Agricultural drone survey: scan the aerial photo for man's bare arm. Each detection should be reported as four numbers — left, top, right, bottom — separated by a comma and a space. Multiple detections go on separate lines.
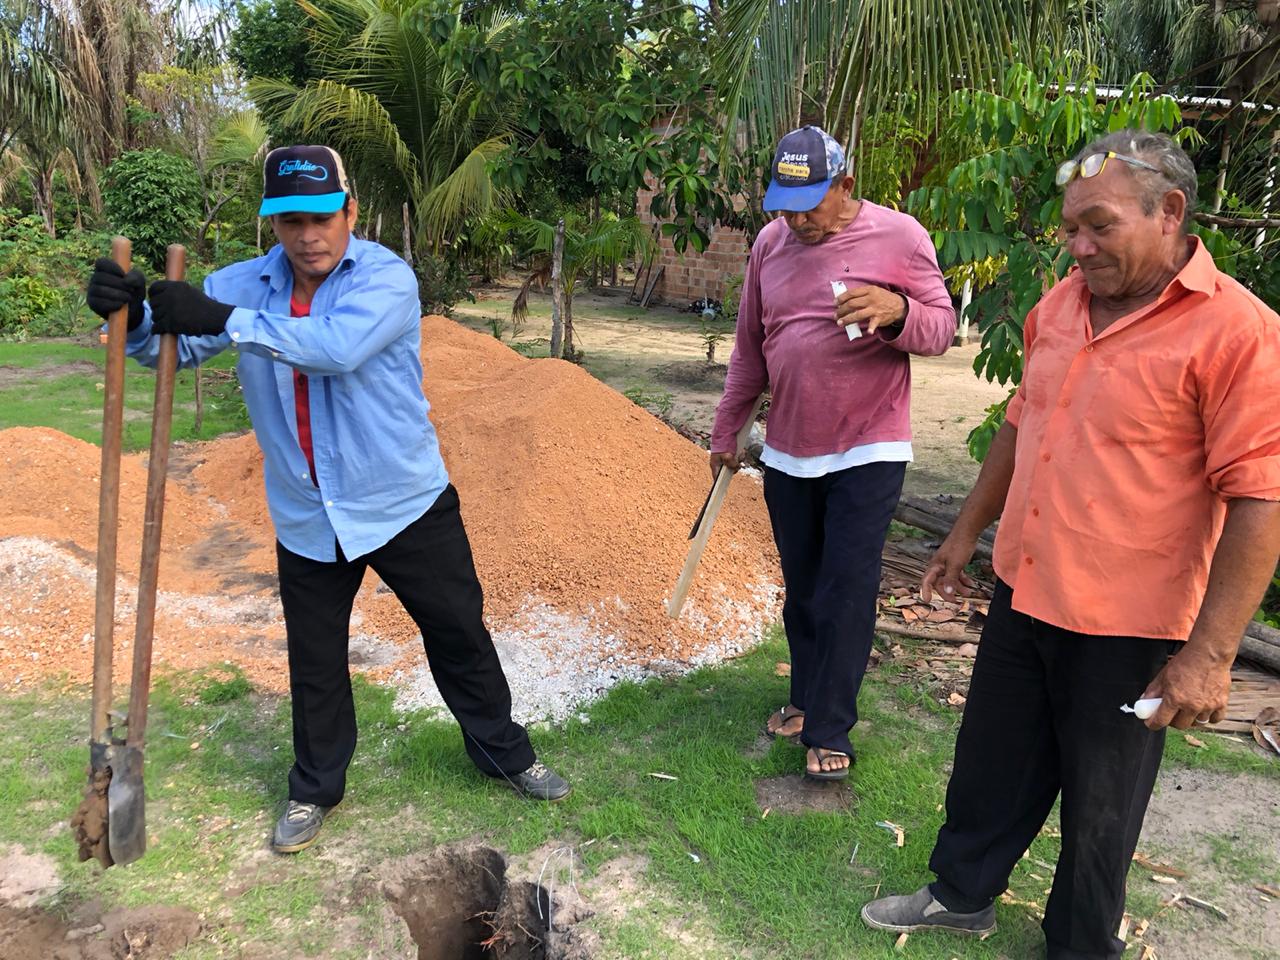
1144, 497, 1280, 730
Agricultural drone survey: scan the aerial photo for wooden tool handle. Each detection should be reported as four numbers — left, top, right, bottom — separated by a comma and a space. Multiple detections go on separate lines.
125, 244, 184, 748
666, 394, 766, 619
91, 236, 132, 744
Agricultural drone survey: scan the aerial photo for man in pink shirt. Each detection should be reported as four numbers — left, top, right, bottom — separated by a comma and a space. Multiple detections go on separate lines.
710, 126, 955, 779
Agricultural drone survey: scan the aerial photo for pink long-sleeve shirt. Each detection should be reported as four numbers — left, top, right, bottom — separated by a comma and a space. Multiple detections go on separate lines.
710, 203, 956, 457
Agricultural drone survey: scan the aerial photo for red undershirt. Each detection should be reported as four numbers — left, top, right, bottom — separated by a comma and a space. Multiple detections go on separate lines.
289, 295, 318, 486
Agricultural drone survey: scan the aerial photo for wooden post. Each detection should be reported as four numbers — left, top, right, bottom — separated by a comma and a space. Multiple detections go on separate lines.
402, 202, 414, 268
256, 217, 263, 253
1210, 129, 1231, 230
953, 279, 973, 345
549, 218, 565, 358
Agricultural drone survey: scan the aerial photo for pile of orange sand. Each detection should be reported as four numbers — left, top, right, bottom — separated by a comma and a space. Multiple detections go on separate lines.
0, 317, 780, 704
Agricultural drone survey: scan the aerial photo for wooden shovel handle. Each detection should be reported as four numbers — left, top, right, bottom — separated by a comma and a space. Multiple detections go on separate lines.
666, 393, 766, 619
125, 244, 184, 749
91, 236, 131, 744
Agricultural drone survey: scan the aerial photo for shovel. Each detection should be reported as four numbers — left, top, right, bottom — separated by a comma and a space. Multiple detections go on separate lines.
71, 236, 132, 868
666, 393, 766, 619
107, 243, 185, 866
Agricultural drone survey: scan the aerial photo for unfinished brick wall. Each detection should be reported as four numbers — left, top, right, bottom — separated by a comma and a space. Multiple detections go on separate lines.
635, 182, 751, 307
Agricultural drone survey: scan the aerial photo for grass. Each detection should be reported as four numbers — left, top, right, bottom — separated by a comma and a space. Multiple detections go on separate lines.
4, 637, 1275, 959
0, 339, 251, 450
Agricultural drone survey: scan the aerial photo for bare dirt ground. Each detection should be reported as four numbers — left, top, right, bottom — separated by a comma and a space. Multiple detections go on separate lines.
453, 281, 1009, 496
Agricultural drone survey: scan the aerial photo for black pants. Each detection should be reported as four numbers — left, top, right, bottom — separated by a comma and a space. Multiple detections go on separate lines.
762, 460, 905, 755
276, 484, 535, 807
928, 579, 1176, 960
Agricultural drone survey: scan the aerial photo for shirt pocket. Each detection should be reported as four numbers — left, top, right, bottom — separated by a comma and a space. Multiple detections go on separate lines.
1086, 354, 1200, 444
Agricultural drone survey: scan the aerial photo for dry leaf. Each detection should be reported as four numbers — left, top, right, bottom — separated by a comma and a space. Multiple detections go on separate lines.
927, 609, 957, 624
1254, 883, 1280, 898
1150, 875, 1178, 885
957, 643, 979, 658
947, 691, 967, 707
901, 606, 921, 623
1252, 707, 1280, 757
1183, 734, 1206, 749
774, 662, 792, 677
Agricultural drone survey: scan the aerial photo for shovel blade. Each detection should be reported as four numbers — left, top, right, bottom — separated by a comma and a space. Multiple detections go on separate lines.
107, 745, 146, 866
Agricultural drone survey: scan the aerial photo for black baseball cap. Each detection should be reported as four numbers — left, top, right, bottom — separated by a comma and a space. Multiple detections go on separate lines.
259, 145, 351, 217
763, 126, 847, 213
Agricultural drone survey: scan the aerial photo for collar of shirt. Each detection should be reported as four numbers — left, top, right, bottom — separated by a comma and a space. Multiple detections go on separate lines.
256, 239, 359, 294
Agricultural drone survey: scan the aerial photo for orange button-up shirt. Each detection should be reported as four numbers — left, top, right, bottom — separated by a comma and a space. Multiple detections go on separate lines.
996, 237, 1280, 640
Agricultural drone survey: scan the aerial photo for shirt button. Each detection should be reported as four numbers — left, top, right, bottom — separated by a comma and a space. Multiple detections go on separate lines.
325, 500, 334, 507
301, 472, 309, 480
1041, 452, 1051, 462
1032, 507, 1040, 517
231, 331, 241, 340
1025, 557, 1034, 565
1085, 345, 1094, 353
1059, 399, 1070, 408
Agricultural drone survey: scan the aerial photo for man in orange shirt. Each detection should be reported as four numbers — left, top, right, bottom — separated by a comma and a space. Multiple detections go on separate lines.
862, 130, 1280, 958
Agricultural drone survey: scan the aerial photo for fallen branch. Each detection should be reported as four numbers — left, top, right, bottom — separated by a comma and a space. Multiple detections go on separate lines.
1238, 631, 1280, 674
893, 503, 994, 561
875, 618, 972, 645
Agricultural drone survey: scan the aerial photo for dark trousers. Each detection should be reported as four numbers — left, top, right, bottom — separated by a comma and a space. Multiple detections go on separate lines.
276, 484, 535, 807
928, 579, 1176, 960
762, 460, 905, 755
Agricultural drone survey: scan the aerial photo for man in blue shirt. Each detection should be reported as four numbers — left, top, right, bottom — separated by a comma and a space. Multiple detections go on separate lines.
85, 145, 570, 854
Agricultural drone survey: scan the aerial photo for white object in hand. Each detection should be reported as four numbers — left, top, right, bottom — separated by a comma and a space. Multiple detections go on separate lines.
1120, 697, 1163, 720
831, 280, 861, 340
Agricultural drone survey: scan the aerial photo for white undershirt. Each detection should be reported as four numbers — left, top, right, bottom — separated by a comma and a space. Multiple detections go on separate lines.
761, 440, 914, 478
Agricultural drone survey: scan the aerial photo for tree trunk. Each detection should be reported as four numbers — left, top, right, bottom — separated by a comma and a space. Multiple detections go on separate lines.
956, 280, 973, 345
591, 196, 600, 288
564, 294, 576, 360
375, 213, 382, 243
549, 218, 566, 358
402, 202, 414, 267
34, 168, 56, 237
256, 217, 263, 252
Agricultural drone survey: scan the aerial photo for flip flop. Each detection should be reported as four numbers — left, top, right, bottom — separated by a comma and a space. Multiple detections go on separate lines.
805, 747, 851, 782
765, 704, 804, 743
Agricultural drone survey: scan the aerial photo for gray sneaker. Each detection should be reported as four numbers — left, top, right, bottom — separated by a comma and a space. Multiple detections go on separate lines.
861, 885, 996, 935
272, 800, 330, 853
506, 761, 571, 802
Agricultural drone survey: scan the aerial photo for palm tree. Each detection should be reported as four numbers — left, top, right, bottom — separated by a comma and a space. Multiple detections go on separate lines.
497, 209, 655, 359
710, 0, 1088, 193
248, 0, 520, 251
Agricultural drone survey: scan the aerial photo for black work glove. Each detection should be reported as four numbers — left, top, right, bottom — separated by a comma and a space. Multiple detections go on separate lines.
148, 280, 234, 337
86, 258, 147, 331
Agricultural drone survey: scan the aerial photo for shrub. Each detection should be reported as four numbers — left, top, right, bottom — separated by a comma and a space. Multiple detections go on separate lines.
102, 150, 204, 271
413, 251, 475, 316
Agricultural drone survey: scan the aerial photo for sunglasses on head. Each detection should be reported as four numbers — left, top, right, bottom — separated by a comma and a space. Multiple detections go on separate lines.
1055, 151, 1162, 187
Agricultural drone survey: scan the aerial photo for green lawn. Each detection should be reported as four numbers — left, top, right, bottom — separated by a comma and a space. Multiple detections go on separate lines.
4, 638, 1275, 959
0, 339, 251, 450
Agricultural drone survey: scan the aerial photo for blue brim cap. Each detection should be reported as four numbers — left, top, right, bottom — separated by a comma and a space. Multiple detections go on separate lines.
259, 191, 347, 217
762, 177, 832, 213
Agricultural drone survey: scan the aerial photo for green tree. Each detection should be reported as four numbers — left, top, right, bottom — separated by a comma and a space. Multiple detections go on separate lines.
906, 63, 1195, 460
102, 149, 204, 270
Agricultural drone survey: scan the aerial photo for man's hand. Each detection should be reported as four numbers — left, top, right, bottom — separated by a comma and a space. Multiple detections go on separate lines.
921, 534, 978, 603
836, 285, 908, 336
148, 281, 234, 336
86, 258, 147, 331
1141, 645, 1232, 731
709, 451, 741, 481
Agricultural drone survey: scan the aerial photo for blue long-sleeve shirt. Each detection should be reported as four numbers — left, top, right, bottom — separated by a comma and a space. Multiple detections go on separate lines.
125, 237, 449, 561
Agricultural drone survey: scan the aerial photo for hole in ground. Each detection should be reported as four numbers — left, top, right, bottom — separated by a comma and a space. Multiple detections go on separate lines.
384, 843, 593, 960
